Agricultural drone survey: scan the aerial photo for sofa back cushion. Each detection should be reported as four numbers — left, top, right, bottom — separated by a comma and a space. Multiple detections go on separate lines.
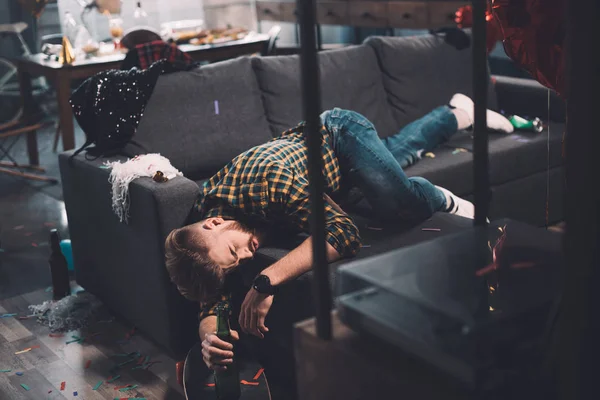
134, 57, 273, 180
252, 45, 398, 138
365, 31, 498, 129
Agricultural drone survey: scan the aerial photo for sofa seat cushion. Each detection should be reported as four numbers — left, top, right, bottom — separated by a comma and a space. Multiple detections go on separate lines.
365, 31, 498, 132
134, 57, 273, 181
252, 45, 398, 139
238, 212, 475, 339
245, 212, 473, 286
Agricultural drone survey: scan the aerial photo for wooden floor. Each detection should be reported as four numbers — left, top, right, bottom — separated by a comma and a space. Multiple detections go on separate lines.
0, 121, 185, 399
0, 286, 185, 400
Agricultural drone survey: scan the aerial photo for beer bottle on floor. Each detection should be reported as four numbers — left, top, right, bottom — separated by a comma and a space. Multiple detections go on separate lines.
49, 229, 70, 300
215, 305, 241, 400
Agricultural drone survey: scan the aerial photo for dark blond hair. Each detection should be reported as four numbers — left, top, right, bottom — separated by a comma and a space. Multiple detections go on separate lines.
164, 225, 224, 303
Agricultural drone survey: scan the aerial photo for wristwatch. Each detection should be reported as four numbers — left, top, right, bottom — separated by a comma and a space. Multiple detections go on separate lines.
252, 274, 278, 295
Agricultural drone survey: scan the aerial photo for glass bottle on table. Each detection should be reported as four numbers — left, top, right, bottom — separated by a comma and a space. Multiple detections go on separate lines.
132, 1, 149, 28
214, 305, 241, 400
108, 16, 124, 50
62, 11, 78, 43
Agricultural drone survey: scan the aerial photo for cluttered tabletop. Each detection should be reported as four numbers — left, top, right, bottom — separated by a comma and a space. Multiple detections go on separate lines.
25, 22, 269, 69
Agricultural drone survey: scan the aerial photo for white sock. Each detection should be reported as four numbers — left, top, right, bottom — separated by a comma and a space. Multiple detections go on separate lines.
449, 93, 514, 133
451, 108, 472, 130
436, 185, 474, 219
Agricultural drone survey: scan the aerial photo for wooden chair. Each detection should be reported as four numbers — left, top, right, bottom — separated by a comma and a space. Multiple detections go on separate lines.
0, 118, 57, 182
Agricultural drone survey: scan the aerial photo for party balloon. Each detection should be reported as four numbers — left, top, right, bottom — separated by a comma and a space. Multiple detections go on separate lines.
18, 0, 49, 19
491, 0, 566, 97
455, 4, 502, 53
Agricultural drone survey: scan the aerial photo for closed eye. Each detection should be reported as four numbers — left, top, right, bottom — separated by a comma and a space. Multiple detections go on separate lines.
230, 247, 239, 265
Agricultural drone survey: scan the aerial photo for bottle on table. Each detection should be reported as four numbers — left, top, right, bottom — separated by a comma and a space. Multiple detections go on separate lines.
132, 1, 149, 27
49, 229, 71, 300
62, 11, 78, 44
214, 305, 241, 400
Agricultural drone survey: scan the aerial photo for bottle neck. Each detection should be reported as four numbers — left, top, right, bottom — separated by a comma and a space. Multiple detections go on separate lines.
216, 308, 230, 336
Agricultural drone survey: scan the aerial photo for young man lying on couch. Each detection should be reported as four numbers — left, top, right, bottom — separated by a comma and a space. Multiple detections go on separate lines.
164, 94, 513, 371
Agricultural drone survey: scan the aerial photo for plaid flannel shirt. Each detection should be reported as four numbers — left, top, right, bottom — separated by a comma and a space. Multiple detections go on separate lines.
196, 122, 361, 320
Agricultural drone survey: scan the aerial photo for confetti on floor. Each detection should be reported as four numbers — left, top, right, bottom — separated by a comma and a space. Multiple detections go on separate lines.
361, 245, 371, 248
49, 333, 64, 338
44, 222, 56, 227
60, 381, 66, 391
114, 385, 130, 390
107, 375, 121, 383
45, 286, 53, 292
253, 368, 264, 380
14, 225, 24, 230
85, 360, 92, 369
73, 391, 78, 396
14, 345, 39, 355
124, 328, 136, 340
20, 383, 30, 391
205, 383, 215, 387
421, 228, 441, 232
0, 313, 17, 318
31, 242, 38, 247
366, 226, 383, 231
424, 152, 435, 158
66, 337, 83, 345
241, 380, 259, 386
16, 372, 24, 376
0, 369, 12, 373
113, 398, 147, 400
118, 359, 136, 367
118, 384, 138, 392
93, 381, 103, 390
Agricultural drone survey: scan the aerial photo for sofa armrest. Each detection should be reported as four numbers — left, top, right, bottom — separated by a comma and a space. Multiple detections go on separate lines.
58, 151, 201, 356
493, 75, 566, 123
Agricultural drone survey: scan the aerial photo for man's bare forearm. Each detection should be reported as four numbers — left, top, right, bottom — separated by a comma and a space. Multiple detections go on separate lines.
261, 237, 341, 286
199, 315, 217, 339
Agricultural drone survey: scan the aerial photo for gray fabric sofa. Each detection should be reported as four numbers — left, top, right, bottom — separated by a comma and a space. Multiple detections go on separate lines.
59, 31, 565, 372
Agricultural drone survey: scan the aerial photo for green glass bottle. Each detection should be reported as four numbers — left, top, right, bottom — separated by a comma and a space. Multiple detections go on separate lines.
508, 114, 544, 132
214, 305, 241, 400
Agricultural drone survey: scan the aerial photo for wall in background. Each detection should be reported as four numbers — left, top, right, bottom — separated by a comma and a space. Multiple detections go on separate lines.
56, 0, 205, 41
203, 0, 257, 30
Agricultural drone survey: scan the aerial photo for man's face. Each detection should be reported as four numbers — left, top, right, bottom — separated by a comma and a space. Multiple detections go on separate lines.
191, 218, 261, 271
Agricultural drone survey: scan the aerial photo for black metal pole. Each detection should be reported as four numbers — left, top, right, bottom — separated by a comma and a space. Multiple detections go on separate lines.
472, 0, 489, 226
297, 0, 331, 340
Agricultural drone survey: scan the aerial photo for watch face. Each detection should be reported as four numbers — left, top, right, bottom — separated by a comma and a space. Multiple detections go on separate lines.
254, 275, 271, 293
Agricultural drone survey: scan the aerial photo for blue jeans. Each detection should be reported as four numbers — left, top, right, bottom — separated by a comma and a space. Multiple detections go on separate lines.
321, 107, 458, 221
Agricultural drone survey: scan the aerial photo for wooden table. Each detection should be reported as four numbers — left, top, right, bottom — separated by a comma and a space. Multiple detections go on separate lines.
16, 33, 270, 165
